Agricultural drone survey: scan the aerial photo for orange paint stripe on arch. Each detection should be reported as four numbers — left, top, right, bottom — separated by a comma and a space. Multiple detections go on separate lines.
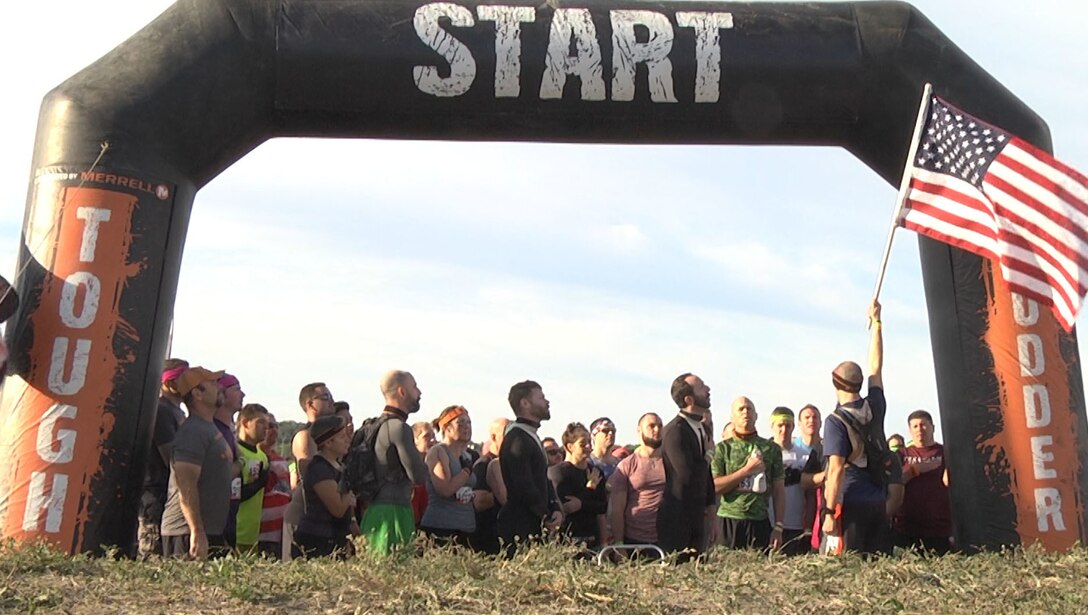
0, 186, 137, 551
983, 261, 1084, 550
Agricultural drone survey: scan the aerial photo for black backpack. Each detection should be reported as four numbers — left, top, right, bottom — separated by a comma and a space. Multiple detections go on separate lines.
340, 414, 393, 503
830, 407, 894, 488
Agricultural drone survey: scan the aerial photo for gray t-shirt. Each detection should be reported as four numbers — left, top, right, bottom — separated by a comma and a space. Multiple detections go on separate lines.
160, 416, 234, 537
373, 417, 428, 506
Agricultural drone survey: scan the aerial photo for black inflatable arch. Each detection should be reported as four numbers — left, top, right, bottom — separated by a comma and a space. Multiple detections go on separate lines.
1, 0, 1085, 554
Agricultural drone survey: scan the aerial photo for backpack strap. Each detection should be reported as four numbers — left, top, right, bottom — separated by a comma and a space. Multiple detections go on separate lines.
376, 413, 408, 479
373, 413, 394, 439
828, 409, 868, 467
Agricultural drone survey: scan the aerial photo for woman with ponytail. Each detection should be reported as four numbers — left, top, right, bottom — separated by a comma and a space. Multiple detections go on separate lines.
420, 405, 482, 547
293, 415, 356, 559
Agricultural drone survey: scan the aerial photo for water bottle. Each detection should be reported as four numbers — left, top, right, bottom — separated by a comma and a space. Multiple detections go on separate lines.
821, 533, 844, 556
750, 447, 767, 494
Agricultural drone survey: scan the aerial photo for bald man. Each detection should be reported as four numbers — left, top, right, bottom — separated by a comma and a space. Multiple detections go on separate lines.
359, 370, 429, 554
469, 417, 510, 554
711, 396, 785, 551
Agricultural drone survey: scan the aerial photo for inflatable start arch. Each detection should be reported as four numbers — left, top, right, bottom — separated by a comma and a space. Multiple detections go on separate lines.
1, 0, 1085, 554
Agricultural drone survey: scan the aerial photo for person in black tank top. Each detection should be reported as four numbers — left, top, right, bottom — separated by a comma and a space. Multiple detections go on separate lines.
548, 423, 608, 550
293, 416, 357, 559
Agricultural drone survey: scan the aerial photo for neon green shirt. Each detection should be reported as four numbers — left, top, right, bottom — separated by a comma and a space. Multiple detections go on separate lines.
236, 440, 268, 546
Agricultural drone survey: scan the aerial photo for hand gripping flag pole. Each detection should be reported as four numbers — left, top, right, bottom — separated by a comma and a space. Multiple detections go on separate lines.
869, 82, 934, 327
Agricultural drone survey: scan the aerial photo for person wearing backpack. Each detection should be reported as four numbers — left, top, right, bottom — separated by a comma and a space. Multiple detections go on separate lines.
359, 370, 429, 554
821, 300, 904, 555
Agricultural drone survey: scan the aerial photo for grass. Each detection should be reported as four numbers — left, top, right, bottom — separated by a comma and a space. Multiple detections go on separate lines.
2, 539, 1087, 614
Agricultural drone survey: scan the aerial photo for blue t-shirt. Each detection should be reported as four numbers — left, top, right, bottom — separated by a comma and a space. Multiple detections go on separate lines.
824, 387, 886, 504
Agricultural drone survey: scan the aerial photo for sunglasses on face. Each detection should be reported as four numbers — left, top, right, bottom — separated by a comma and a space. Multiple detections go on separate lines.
545, 448, 563, 456
312, 394, 333, 402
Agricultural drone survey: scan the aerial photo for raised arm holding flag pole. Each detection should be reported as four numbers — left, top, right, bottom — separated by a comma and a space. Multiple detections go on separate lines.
872, 82, 1088, 331
871, 83, 934, 314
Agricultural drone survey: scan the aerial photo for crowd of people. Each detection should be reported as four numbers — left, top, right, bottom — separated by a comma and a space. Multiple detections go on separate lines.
137, 300, 953, 561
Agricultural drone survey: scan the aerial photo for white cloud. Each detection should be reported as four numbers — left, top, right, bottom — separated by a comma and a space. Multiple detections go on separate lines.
169, 205, 939, 439
688, 236, 877, 322
589, 223, 650, 256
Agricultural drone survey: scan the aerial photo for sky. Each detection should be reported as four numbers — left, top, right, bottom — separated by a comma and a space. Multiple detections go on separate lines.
1, 0, 1085, 446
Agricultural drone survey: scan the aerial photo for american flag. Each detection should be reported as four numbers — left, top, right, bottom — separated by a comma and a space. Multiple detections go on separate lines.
900, 95, 1088, 331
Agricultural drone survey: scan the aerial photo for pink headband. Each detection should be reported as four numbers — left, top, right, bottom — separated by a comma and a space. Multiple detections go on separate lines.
218, 373, 239, 389
161, 366, 187, 384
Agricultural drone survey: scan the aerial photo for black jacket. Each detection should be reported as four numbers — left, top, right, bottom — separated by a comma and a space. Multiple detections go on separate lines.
657, 414, 715, 554
497, 425, 560, 544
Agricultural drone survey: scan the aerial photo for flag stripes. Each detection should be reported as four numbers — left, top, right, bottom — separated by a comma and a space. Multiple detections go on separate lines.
900, 96, 1088, 331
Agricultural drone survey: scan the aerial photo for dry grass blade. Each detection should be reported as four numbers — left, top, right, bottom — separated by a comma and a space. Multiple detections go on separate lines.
1, 539, 1087, 614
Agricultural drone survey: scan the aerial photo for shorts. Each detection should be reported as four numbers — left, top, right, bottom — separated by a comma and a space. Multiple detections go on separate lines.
842, 499, 893, 556
292, 531, 351, 560
780, 528, 812, 556
420, 526, 473, 549
161, 533, 231, 559
720, 517, 772, 551
360, 503, 415, 555
894, 532, 952, 555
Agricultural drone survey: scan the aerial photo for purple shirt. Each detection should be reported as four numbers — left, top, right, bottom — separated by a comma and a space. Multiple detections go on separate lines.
213, 418, 238, 461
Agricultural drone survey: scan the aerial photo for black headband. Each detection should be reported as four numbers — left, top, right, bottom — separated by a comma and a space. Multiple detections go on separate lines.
832, 371, 862, 393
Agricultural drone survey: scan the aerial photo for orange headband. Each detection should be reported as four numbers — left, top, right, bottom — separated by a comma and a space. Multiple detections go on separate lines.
436, 406, 467, 431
